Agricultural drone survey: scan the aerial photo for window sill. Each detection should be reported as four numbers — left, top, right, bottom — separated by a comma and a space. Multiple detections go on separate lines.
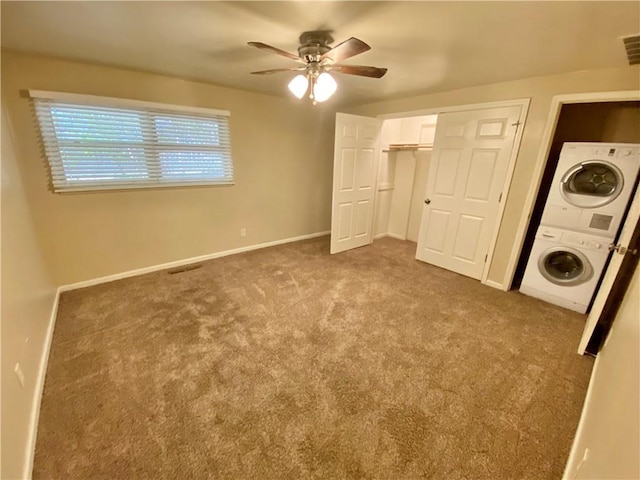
52, 181, 235, 194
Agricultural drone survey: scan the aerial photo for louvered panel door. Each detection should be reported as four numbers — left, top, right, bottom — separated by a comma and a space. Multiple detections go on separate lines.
331, 113, 381, 254
416, 106, 521, 279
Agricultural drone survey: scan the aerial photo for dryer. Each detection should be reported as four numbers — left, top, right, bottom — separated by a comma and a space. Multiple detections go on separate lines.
541, 142, 640, 238
520, 226, 610, 313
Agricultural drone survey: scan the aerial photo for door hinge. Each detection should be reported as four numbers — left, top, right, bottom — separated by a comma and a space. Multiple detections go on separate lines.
484, 254, 488, 263
512, 120, 522, 133
498, 192, 503, 203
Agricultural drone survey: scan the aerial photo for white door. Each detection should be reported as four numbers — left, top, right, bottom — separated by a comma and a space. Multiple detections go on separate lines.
577, 186, 640, 354
331, 113, 381, 254
416, 106, 522, 279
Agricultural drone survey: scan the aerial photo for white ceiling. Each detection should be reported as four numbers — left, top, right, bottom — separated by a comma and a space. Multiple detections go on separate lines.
1, 1, 638, 106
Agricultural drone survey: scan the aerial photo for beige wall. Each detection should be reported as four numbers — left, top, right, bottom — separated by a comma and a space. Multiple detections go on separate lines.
1, 50, 336, 285
1, 107, 58, 479
347, 66, 640, 286
563, 264, 639, 479
553, 102, 640, 145
602, 102, 640, 142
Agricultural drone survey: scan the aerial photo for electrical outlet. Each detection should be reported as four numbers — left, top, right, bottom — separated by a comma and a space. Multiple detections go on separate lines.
14, 363, 25, 388
240, 228, 247, 237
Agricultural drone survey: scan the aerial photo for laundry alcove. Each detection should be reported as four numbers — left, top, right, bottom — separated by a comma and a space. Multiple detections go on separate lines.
513, 101, 640, 289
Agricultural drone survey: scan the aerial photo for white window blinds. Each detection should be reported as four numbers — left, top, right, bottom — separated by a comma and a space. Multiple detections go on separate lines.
31, 91, 234, 192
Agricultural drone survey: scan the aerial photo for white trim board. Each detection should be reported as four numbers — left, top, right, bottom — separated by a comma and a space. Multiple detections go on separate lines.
479, 100, 530, 289
59, 231, 330, 292
503, 90, 640, 291
24, 287, 61, 480
376, 98, 532, 120
386, 232, 407, 241
484, 279, 504, 291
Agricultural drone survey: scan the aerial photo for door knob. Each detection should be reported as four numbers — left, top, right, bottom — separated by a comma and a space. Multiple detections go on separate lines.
424, 199, 431, 204
608, 243, 627, 255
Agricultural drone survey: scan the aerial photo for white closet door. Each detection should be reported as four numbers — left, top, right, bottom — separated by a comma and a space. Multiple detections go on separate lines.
416, 106, 521, 279
331, 113, 382, 254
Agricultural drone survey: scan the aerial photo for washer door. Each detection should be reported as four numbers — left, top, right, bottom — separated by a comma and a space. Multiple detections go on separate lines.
538, 246, 593, 286
560, 160, 624, 208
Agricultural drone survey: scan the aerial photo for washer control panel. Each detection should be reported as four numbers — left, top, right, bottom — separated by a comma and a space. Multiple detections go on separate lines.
561, 231, 609, 251
588, 145, 639, 160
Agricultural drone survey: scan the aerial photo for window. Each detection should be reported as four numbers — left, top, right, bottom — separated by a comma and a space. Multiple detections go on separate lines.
31, 91, 233, 192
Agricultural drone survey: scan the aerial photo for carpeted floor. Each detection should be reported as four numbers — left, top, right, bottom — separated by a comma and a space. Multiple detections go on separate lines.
34, 236, 594, 479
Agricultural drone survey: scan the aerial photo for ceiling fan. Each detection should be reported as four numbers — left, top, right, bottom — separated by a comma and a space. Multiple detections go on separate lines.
248, 31, 387, 103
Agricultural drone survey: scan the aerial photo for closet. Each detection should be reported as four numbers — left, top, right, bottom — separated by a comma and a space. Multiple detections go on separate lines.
374, 114, 438, 242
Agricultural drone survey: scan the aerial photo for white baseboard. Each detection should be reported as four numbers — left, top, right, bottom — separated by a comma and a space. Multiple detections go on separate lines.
483, 279, 506, 291
59, 231, 330, 292
373, 233, 388, 240
24, 287, 60, 480
386, 232, 406, 241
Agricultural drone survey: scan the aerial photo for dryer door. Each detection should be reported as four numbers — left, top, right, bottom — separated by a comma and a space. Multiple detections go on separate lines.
538, 247, 594, 286
560, 160, 624, 208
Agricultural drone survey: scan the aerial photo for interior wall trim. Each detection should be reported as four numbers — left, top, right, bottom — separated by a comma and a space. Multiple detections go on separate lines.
386, 232, 406, 241
59, 231, 330, 292
484, 279, 504, 290
24, 287, 61, 480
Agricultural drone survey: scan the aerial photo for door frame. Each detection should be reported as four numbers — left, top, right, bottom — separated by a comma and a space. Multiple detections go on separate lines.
504, 90, 640, 290
376, 98, 531, 287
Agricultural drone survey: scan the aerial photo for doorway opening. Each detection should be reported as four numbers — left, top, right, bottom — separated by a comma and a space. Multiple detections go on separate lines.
373, 114, 438, 243
512, 101, 640, 290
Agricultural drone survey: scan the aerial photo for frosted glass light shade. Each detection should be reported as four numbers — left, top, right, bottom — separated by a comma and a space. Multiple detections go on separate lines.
313, 73, 337, 102
288, 75, 309, 99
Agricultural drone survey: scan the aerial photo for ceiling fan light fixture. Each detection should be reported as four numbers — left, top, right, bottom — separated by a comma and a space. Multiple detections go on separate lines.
313, 72, 337, 102
250, 32, 385, 103
288, 74, 309, 99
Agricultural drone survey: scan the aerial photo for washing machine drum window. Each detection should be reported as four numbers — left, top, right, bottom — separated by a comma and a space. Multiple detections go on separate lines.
538, 247, 593, 286
561, 160, 624, 208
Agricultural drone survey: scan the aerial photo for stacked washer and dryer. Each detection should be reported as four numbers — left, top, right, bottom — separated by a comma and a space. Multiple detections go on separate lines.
520, 142, 640, 313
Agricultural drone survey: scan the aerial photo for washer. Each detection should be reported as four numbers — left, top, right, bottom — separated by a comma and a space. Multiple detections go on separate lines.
520, 226, 610, 313
541, 142, 640, 238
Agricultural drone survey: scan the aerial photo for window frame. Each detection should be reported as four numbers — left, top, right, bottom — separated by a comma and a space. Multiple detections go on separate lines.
30, 90, 234, 193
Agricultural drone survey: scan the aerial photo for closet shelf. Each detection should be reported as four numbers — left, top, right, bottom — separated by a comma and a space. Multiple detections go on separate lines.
383, 143, 434, 153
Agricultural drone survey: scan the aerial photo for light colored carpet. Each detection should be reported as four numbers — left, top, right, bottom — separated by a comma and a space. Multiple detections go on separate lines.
34, 236, 593, 479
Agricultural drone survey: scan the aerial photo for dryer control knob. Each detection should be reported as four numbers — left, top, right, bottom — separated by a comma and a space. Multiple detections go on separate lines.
594, 243, 602, 249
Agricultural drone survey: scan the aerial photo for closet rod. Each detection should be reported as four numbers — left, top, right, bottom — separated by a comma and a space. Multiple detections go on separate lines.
382, 144, 433, 153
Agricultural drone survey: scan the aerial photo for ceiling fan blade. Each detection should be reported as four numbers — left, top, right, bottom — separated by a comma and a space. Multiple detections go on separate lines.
320, 37, 370, 63
247, 41, 303, 63
329, 65, 388, 78
250, 67, 306, 75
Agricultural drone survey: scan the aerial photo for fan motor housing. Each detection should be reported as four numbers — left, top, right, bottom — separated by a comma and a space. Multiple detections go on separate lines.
298, 30, 333, 62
